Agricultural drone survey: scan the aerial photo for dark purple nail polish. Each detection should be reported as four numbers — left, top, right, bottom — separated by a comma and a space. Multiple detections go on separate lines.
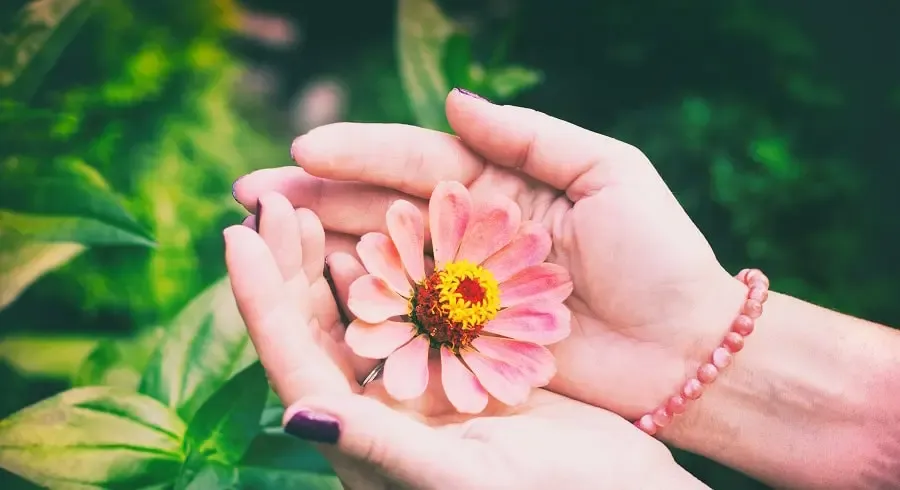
255, 199, 263, 233
285, 410, 340, 444
454, 87, 492, 103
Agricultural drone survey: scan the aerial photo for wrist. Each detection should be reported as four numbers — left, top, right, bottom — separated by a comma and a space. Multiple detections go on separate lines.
660, 287, 900, 489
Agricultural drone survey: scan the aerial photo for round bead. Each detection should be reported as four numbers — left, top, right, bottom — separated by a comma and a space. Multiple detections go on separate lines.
746, 269, 769, 288
636, 414, 657, 435
697, 363, 719, 384
682, 378, 704, 400
742, 299, 763, 319
666, 395, 687, 415
748, 286, 769, 303
723, 332, 745, 352
732, 314, 755, 336
712, 347, 733, 369
652, 407, 672, 427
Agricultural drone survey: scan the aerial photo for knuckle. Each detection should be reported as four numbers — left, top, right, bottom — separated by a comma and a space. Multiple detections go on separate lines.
356, 434, 391, 468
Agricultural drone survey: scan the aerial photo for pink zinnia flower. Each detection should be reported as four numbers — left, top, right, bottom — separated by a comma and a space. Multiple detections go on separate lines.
345, 181, 573, 414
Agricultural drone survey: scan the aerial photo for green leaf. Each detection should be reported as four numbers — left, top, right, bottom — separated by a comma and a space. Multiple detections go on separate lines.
0, 387, 186, 489
183, 362, 269, 465
180, 431, 341, 490
259, 389, 285, 428
241, 430, 334, 476
74, 327, 166, 389
140, 277, 258, 420
235, 465, 341, 490
482, 65, 542, 101
396, 0, 456, 131
179, 461, 341, 490
0, 234, 84, 311
441, 32, 472, 90
0, 335, 98, 379
0, 158, 154, 247
0, 0, 96, 102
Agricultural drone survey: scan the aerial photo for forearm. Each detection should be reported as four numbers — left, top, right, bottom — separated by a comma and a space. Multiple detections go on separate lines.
663, 287, 900, 489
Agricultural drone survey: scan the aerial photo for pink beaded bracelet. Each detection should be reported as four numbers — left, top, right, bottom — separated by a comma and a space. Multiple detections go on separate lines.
634, 268, 770, 436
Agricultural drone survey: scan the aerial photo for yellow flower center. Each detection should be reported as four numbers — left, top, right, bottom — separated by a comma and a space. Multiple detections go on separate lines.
410, 260, 501, 351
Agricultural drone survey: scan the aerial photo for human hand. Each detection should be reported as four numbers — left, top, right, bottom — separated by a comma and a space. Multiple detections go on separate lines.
232, 89, 747, 418
223, 192, 707, 490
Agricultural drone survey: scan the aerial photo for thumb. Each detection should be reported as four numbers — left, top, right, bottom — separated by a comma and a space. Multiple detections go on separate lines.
445, 88, 654, 202
282, 394, 481, 488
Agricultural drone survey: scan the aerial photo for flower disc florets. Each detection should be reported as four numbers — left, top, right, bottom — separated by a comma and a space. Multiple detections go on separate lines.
410, 260, 501, 352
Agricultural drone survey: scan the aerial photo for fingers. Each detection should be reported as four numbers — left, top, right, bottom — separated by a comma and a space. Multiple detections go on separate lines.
224, 225, 352, 405
257, 193, 304, 280
290, 122, 484, 198
283, 394, 481, 488
325, 252, 382, 380
325, 252, 366, 323
295, 208, 325, 280
445, 88, 653, 202
234, 167, 431, 240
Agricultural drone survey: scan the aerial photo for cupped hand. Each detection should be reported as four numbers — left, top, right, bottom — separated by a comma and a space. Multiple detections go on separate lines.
223, 193, 698, 490
231, 89, 747, 418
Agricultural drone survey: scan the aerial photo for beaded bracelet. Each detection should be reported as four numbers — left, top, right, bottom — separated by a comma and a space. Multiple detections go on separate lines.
634, 268, 770, 435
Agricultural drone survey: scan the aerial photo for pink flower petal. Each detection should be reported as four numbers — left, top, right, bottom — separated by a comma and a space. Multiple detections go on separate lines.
347, 274, 410, 324
481, 221, 552, 282
471, 337, 556, 387
345, 319, 416, 359
357, 232, 412, 296
383, 335, 430, 400
455, 196, 521, 266
499, 263, 573, 308
482, 302, 571, 345
460, 349, 530, 406
429, 181, 472, 268
440, 347, 489, 414
386, 200, 427, 282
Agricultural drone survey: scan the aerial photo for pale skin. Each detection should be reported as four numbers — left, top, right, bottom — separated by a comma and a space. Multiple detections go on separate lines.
230, 89, 900, 489
224, 195, 707, 490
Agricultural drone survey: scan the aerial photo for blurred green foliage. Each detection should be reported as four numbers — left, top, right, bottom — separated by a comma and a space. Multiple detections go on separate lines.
0, 0, 896, 488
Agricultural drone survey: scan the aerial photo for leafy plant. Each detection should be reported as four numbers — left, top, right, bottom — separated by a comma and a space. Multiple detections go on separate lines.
1, 275, 340, 488
0, 0, 155, 312
397, 0, 541, 132
0, 0, 546, 487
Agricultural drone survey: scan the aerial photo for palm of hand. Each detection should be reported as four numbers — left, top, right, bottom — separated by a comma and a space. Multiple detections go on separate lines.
466, 165, 732, 416
226, 194, 672, 489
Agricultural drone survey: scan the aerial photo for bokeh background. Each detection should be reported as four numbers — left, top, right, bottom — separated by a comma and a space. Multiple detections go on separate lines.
0, 0, 897, 488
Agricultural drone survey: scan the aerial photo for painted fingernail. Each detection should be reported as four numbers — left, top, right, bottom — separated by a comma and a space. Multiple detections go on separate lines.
290, 138, 302, 165
255, 199, 263, 233
285, 410, 340, 444
241, 215, 256, 230
454, 87, 492, 103
231, 176, 243, 202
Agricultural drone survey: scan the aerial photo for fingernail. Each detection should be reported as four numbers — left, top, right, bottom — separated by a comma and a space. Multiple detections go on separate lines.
241, 215, 256, 230
231, 176, 243, 202
255, 199, 263, 233
454, 87, 492, 103
290, 138, 302, 165
285, 410, 340, 444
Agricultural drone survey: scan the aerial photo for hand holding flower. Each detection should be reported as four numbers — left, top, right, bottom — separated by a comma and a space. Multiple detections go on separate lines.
223, 191, 707, 490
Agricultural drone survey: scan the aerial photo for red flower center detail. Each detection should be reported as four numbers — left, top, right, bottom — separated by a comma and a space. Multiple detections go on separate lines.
455, 277, 486, 303
408, 261, 501, 352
